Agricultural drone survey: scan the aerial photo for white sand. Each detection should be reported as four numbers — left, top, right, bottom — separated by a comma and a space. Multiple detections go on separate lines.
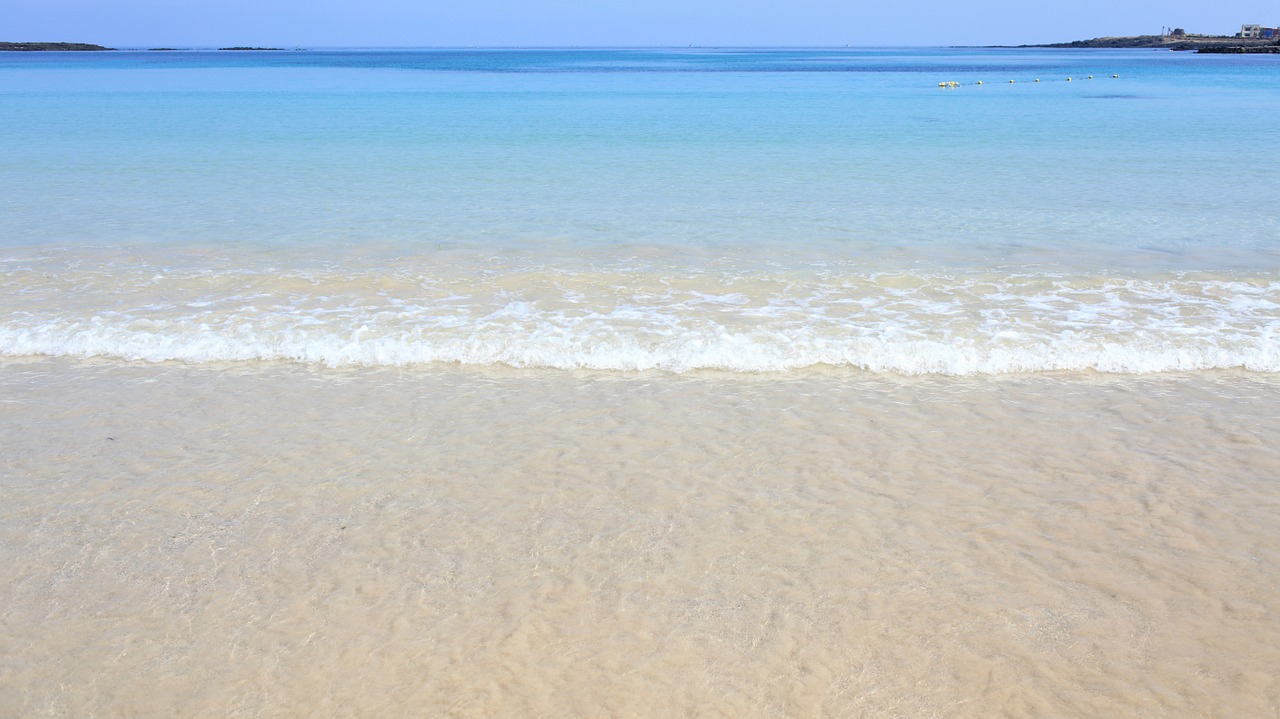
2, 358, 1278, 716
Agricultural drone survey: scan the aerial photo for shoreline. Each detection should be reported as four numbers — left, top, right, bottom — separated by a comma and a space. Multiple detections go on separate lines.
1009, 34, 1280, 52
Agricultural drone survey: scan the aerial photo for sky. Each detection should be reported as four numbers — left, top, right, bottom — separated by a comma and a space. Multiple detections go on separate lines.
4, 0, 1277, 48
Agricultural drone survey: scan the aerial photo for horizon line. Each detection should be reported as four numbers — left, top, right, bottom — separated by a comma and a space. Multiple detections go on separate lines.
7, 42, 1121, 51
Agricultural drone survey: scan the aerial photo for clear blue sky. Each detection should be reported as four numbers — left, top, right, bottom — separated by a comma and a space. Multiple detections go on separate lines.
4, 0, 1276, 47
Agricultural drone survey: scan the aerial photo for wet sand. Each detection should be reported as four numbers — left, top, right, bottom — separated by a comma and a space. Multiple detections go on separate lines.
2, 358, 1278, 717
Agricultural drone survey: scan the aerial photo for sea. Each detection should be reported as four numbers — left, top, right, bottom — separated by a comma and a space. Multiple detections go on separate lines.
2, 47, 1278, 717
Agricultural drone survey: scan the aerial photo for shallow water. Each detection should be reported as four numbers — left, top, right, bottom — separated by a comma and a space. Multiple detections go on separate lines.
3, 48, 1279, 375
2, 359, 1278, 716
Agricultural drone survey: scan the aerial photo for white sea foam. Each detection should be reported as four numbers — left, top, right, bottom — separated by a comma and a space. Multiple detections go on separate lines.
3, 257, 1279, 375
4, 320, 1278, 374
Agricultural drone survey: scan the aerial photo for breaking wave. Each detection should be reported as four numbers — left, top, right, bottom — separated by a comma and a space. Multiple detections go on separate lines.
3, 259, 1278, 374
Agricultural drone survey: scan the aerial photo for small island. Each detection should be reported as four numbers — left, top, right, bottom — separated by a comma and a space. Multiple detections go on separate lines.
218, 46, 286, 51
0, 42, 113, 51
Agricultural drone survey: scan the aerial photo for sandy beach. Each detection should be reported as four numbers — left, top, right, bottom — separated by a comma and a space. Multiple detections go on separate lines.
3, 358, 1277, 716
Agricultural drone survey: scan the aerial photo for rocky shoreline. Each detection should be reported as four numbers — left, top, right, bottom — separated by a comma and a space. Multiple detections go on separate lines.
1018, 34, 1280, 53
1196, 44, 1280, 53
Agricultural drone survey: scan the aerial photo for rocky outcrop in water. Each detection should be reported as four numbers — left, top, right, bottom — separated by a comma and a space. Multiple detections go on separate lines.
1196, 44, 1280, 53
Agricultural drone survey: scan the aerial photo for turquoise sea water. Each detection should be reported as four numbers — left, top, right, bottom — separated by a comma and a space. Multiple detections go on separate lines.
2, 48, 1278, 373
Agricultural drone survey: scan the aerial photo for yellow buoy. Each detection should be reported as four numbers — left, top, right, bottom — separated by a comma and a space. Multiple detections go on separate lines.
1035, 78, 1040, 82
1066, 77, 1072, 81
976, 80, 982, 85
1009, 79, 1015, 83
1112, 74, 1119, 78
938, 82, 946, 87
1088, 75, 1093, 79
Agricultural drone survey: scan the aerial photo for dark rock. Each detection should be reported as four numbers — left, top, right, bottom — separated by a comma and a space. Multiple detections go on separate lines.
1197, 45, 1280, 53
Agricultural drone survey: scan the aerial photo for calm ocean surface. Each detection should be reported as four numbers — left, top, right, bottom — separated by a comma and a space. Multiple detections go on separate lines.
2, 47, 1279, 373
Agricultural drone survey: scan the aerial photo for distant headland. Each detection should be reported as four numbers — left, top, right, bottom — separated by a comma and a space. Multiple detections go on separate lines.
1016, 28, 1280, 53
0, 42, 113, 51
0, 42, 304, 52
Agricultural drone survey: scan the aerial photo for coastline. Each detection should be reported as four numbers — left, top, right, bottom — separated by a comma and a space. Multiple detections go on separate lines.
0, 41, 113, 51
0, 42, 302, 52
1009, 34, 1280, 52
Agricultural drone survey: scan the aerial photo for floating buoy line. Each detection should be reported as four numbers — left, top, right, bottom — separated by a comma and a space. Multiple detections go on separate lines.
937, 74, 1119, 88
